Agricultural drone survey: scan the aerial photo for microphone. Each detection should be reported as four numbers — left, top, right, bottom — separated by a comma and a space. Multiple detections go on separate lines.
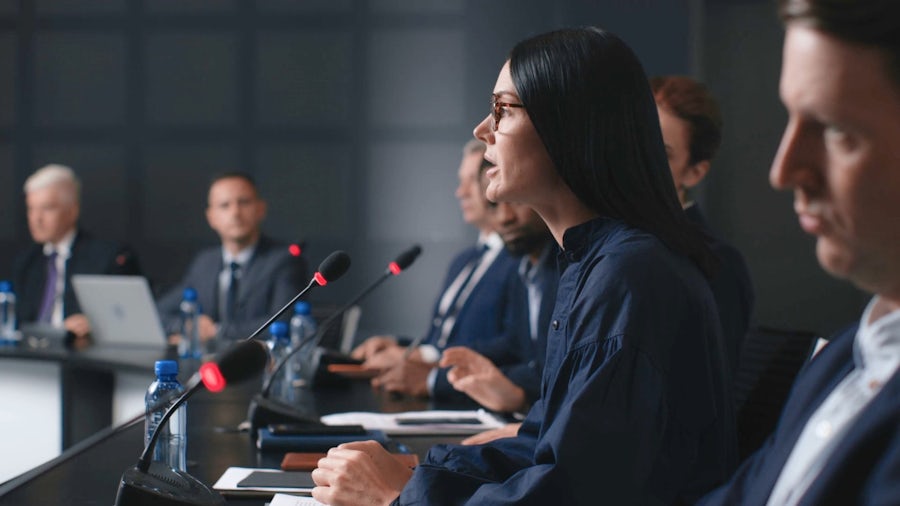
243, 250, 352, 341
114, 340, 269, 506
305, 244, 421, 354
247, 245, 422, 435
114, 251, 351, 506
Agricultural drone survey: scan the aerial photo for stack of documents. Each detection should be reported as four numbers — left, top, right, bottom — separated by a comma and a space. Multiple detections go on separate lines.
319, 409, 505, 435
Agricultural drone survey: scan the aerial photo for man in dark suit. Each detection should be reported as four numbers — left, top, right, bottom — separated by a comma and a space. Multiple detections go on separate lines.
12, 164, 141, 345
440, 196, 558, 442
651, 74, 756, 375
351, 140, 519, 399
156, 172, 307, 348
700, 0, 900, 503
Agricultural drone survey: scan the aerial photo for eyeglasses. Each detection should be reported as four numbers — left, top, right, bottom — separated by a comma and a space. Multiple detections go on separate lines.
490, 94, 524, 132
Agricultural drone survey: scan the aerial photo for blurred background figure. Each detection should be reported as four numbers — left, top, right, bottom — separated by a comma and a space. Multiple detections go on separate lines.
12, 164, 142, 346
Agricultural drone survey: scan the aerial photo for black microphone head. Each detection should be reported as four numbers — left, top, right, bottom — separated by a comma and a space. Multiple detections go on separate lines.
394, 244, 422, 271
314, 250, 351, 286
199, 339, 268, 392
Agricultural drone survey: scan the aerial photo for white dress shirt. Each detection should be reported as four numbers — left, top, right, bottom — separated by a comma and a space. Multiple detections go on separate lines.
767, 296, 900, 505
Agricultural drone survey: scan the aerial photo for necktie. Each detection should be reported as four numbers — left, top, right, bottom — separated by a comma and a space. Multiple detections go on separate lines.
435, 244, 488, 347
224, 261, 240, 322
38, 252, 59, 322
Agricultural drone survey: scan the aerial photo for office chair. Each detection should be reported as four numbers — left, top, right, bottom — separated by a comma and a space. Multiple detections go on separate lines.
733, 325, 820, 460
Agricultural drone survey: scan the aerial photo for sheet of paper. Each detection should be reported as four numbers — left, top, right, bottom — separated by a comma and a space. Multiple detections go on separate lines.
319, 409, 505, 435
213, 467, 314, 495
269, 493, 327, 506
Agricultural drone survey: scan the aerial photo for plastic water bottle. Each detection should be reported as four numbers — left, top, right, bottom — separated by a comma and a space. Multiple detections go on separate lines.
178, 287, 201, 359
265, 321, 295, 404
0, 281, 17, 345
144, 360, 187, 472
290, 301, 318, 367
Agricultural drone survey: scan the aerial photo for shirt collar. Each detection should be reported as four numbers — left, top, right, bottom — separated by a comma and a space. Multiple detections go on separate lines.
480, 231, 504, 252
560, 217, 621, 262
854, 296, 900, 383
519, 242, 554, 282
222, 243, 257, 266
43, 228, 77, 258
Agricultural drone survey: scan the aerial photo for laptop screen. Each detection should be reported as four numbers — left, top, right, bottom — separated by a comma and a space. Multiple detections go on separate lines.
71, 275, 167, 348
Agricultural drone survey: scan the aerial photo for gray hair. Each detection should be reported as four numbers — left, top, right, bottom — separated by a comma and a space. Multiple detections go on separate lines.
24, 164, 81, 204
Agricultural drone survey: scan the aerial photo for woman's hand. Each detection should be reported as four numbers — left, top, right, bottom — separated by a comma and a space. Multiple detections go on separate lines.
312, 440, 414, 506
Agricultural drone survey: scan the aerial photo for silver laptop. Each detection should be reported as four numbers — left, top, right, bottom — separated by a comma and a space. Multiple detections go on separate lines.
71, 274, 167, 348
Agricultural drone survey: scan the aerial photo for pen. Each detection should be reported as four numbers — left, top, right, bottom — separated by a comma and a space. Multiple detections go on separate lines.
401, 335, 425, 360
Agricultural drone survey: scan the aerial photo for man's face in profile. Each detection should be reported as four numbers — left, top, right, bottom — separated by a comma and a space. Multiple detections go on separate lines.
770, 25, 900, 299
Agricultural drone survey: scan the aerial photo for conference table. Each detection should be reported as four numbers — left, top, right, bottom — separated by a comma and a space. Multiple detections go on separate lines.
0, 341, 467, 505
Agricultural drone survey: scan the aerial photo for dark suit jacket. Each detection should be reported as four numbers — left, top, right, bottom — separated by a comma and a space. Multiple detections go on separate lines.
699, 323, 900, 505
12, 229, 142, 323
498, 244, 559, 407
686, 205, 755, 375
156, 235, 308, 342
418, 243, 520, 401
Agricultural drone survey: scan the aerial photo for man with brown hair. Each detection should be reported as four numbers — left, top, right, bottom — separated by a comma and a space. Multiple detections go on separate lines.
700, 0, 900, 503
651, 74, 755, 374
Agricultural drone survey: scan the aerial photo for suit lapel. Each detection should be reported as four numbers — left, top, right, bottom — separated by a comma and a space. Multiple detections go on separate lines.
751, 328, 857, 500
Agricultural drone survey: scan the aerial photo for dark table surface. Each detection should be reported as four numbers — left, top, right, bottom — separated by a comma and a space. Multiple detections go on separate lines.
0, 372, 462, 506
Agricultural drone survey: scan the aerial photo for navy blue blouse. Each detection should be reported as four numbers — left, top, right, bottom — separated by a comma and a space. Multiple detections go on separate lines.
396, 217, 737, 505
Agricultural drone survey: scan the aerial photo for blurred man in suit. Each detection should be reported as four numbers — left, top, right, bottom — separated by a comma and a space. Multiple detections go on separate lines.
651, 74, 755, 374
12, 164, 141, 345
157, 172, 307, 348
351, 140, 519, 399
440, 189, 558, 445
700, 0, 900, 504
441, 162, 557, 410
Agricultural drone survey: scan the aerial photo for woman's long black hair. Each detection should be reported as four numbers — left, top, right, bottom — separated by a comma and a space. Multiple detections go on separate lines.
509, 27, 716, 277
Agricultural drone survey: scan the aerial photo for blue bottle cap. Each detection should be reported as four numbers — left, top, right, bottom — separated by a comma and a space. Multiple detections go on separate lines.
182, 287, 198, 301
293, 301, 311, 315
0, 280, 11, 292
270, 321, 289, 339
155, 360, 179, 376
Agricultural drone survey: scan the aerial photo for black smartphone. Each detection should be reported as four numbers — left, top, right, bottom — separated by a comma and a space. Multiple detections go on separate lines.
236, 470, 315, 489
268, 423, 368, 435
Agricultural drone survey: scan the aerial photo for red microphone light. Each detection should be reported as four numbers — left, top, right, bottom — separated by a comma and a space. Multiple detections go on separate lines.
314, 272, 328, 286
388, 262, 402, 275
288, 244, 302, 257
199, 362, 227, 393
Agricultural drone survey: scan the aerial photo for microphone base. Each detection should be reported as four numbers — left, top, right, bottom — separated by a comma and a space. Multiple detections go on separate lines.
247, 393, 323, 437
114, 462, 224, 506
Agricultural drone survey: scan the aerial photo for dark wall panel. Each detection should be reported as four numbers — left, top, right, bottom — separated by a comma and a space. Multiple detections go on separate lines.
146, 33, 238, 126
0, 145, 13, 242
367, 29, 466, 128
255, 142, 354, 242
0, 33, 13, 126
34, 33, 126, 127
256, 31, 355, 126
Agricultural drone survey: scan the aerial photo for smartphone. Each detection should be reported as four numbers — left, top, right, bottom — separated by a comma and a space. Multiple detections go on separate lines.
268, 423, 368, 436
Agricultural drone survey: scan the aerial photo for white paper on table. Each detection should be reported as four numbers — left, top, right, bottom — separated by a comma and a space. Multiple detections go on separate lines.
268, 493, 327, 506
319, 409, 505, 435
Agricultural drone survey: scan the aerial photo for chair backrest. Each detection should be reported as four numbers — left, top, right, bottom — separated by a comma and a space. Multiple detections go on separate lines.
733, 325, 820, 460
309, 303, 361, 352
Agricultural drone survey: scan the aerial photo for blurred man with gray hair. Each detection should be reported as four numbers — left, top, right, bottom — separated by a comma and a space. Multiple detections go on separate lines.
12, 164, 141, 345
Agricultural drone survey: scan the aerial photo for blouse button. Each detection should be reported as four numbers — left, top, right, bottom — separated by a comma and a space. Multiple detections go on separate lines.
551, 320, 560, 330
